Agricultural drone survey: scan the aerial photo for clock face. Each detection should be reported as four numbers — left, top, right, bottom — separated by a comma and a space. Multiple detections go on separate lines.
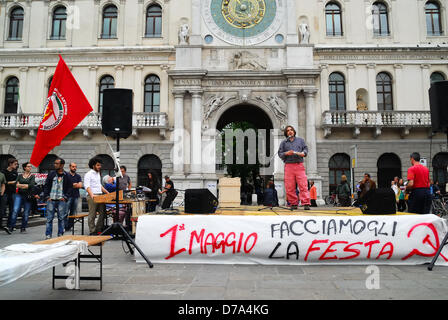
203, 0, 283, 45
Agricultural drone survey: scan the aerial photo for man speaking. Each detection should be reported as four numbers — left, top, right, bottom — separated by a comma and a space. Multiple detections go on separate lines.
278, 125, 311, 210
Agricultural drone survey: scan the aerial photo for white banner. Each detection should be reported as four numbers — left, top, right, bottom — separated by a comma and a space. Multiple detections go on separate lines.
135, 214, 448, 265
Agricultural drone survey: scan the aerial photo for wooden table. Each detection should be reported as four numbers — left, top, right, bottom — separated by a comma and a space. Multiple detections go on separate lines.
67, 214, 89, 235
34, 235, 111, 290
103, 200, 148, 234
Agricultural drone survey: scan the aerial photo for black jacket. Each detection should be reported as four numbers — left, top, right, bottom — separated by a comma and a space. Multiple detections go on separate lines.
43, 171, 73, 200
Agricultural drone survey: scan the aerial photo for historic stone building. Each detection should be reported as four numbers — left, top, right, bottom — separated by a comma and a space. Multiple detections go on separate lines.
1, 0, 448, 204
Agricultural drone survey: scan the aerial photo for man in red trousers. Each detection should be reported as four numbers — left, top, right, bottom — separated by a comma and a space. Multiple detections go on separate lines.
278, 125, 311, 210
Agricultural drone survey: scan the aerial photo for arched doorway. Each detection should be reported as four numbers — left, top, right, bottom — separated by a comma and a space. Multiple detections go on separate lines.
328, 153, 351, 194
433, 152, 448, 193
377, 153, 401, 188
137, 154, 162, 187
216, 104, 274, 203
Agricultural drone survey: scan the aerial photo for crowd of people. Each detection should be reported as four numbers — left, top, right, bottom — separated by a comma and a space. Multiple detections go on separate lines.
334, 152, 436, 215
0, 132, 439, 238
0, 156, 177, 237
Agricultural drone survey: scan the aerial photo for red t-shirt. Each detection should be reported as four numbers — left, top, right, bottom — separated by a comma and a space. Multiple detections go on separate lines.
407, 163, 430, 189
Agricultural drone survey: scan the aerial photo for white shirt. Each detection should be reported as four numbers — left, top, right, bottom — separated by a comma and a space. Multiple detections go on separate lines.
84, 169, 102, 195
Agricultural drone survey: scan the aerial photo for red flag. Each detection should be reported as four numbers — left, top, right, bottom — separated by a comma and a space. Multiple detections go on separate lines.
30, 55, 93, 167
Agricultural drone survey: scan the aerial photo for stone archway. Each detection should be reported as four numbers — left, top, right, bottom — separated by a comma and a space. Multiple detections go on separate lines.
213, 103, 276, 204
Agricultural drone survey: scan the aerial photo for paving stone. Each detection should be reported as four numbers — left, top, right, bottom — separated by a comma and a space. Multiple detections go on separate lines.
1, 219, 448, 300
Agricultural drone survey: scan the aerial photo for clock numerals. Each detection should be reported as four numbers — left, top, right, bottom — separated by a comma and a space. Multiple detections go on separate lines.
222, 0, 266, 29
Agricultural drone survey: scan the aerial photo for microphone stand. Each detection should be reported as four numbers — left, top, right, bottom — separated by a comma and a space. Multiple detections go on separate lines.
100, 133, 153, 268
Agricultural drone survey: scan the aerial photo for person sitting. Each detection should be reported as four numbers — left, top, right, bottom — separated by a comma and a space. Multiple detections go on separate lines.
160, 176, 178, 209
359, 173, 376, 201
262, 180, 279, 207
102, 175, 127, 224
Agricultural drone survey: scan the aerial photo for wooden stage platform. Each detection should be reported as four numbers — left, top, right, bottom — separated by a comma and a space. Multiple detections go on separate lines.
172, 206, 414, 217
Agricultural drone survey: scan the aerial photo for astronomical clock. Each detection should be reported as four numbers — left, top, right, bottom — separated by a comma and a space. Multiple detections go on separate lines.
202, 0, 284, 45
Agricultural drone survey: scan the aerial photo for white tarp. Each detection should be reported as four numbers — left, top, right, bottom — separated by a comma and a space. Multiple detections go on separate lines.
135, 214, 448, 265
0, 240, 88, 287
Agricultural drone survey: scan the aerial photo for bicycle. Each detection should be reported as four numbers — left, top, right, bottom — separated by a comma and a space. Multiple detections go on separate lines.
324, 193, 337, 206
431, 194, 448, 218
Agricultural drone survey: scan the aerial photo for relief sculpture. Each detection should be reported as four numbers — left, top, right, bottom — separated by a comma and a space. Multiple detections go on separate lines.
230, 51, 267, 71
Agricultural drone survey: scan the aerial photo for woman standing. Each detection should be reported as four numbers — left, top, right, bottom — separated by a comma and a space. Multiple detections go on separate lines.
9, 162, 35, 233
397, 178, 407, 212
146, 172, 160, 212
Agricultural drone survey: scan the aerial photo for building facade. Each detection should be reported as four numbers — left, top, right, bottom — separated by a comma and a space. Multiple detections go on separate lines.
1, 0, 448, 204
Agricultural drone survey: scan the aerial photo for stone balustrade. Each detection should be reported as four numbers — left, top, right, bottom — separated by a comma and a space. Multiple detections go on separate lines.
0, 112, 168, 138
321, 111, 432, 138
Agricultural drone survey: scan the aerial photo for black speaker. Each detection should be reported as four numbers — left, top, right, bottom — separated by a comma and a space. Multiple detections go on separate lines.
185, 189, 218, 214
429, 81, 448, 133
102, 88, 133, 139
360, 188, 396, 215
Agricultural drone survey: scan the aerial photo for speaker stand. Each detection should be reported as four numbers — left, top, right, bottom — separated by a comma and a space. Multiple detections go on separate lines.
100, 133, 153, 269
427, 131, 448, 271
428, 229, 448, 271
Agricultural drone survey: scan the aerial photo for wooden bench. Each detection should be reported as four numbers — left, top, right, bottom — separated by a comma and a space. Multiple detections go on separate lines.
34, 235, 111, 290
67, 213, 89, 235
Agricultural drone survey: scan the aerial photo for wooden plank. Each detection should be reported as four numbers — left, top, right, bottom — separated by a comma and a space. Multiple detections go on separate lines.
33, 235, 111, 246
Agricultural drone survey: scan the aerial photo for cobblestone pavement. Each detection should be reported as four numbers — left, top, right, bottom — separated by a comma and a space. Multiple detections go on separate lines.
0, 216, 448, 301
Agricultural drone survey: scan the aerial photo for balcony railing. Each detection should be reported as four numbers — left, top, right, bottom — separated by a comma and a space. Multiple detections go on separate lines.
322, 111, 432, 138
0, 112, 168, 138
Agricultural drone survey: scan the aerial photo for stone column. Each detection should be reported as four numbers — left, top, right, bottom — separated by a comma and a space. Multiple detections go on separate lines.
172, 90, 185, 176
0, 67, 4, 110
393, 64, 403, 110
190, 90, 203, 176
22, 1, 32, 48
367, 63, 378, 111
287, 90, 299, 130
320, 64, 329, 111
115, 65, 125, 87
286, 0, 298, 44
346, 64, 356, 110
0, 2, 6, 47
133, 65, 143, 112
38, 66, 48, 107
421, 64, 431, 110
190, 0, 201, 45
92, 0, 100, 46
88, 65, 98, 109
304, 89, 318, 176
66, 0, 75, 47
136, 0, 143, 45
304, 89, 324, 204
118, 0, 126, 46
19, 67, 29, 113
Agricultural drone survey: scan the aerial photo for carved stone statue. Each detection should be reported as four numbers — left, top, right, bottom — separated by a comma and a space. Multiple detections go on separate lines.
356, 95, 368, 111
256, 95, 286, 120
178, 24, 189, 45
268, 96, 287, 119
299, 23, 310, 44
204, 95, 236, 120
230, 51, 266, 71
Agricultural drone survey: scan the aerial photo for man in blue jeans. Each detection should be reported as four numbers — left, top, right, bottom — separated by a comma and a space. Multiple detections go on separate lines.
64, 162, 83, 232
43, 157, 72, 239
